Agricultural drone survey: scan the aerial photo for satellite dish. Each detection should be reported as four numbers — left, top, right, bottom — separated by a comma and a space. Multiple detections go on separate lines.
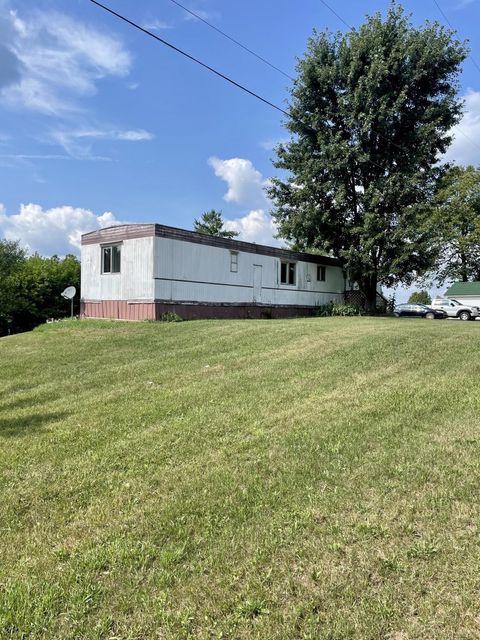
61, 286, 76, 300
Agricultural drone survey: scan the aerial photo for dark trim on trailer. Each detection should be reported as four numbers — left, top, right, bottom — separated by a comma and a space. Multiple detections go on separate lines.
154, 276, 252, 289
81, 223, 341, 267
153, 275, 341, 295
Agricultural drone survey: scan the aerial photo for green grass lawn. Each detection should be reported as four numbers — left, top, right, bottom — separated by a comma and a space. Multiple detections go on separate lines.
1, 317, 480, 639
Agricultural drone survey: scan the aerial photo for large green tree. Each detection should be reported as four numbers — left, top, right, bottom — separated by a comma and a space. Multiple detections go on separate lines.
268, 3, 467, 311
428, 165, 480, 283
193, 210, 239, 239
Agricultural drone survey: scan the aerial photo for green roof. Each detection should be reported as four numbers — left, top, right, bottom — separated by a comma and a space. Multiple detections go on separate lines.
445, 281, 480, 296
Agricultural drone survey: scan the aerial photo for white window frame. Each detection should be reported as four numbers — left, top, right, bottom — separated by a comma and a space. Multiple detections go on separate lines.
101, 243, 122, 274
230, 250, 239, 273
317, 265, 326, 282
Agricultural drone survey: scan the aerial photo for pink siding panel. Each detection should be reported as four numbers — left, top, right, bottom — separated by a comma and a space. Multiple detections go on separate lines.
81, 301, 155, 321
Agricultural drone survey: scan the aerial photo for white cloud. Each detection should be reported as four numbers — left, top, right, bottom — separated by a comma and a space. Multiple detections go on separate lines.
452, 0, 476, 10
115, 129, 155, 141
444, 89, 480, 166
0, 203, 124, 255
47, 127, 154, 159
184, 8, 219, 22
259, 137, 289, 151
0, 8, 131, 115
0, 153, 71, 160
208, 157, 270, 208
142, 19, 173, 31
208, 156, 278, 245
224, 209, 279, 246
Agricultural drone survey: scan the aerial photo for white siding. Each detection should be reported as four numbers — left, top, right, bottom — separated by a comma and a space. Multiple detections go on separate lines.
81, 236, 155, 300
153, 237, 344, 306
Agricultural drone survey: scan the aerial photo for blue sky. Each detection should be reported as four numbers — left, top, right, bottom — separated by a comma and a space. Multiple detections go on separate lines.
1, 0, 479, 293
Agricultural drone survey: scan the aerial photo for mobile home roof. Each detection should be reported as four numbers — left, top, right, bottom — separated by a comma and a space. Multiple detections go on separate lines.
81, 223, 342, 267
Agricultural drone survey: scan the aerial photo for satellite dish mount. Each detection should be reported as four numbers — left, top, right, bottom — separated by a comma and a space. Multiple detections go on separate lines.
61, 286, 77, 319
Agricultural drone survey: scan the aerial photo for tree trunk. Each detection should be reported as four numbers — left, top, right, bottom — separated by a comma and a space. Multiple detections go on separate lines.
460, 252, 468, 282
360, 275, 378, 314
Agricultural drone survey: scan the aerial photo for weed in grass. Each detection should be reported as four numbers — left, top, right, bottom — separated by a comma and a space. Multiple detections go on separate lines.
406, 541, 439, 560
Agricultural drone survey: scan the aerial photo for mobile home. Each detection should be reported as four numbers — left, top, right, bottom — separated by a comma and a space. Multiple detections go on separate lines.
80, 223, 346, 320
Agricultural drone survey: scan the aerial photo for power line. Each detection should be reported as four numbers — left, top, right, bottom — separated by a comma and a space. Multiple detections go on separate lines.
432, 0, 480, 75
319, 0, 352, 30
167, 0, 294, 81
88, 0, 388, 172
320, 0, 480, 156
88, 0, 291, 119
88, 0, 459, 173
430, 0, 480, 153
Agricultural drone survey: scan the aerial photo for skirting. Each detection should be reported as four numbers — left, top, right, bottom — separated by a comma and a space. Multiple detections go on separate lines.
80, 300, 325, 321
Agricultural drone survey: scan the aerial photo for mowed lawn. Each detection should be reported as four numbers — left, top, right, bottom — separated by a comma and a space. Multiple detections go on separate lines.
1, 318, 480, 639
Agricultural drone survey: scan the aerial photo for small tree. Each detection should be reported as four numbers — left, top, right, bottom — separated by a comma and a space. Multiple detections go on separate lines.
428, 165, 480, 284
408, 290, 431, 305
193, 210, 239, 238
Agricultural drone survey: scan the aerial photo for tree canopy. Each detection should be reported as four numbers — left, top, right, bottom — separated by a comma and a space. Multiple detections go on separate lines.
193, 210, 239, 239
0, 240, 80, 336
268, 3, 467, 310
428, 165, 480, 284
408, 290, 431, 305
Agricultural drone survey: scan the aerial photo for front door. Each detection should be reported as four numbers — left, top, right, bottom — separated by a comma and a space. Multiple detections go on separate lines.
253, 265, 262, 303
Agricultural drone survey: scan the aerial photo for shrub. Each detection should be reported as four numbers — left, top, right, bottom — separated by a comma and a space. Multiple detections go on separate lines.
316, 302, 362, 317
160, 311, 183, 323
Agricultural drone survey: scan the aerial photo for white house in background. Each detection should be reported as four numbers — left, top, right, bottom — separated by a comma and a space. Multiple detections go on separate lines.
445, 282, 480, 307
80, 223, 347, 320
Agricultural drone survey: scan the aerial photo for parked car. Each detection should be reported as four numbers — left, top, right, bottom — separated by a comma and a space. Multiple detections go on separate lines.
430, 298, 480, 321
393, 303, 447, 319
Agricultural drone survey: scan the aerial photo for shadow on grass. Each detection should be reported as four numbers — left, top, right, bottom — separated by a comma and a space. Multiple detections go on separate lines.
0, 411, 69, 438
0, 392, 60, 413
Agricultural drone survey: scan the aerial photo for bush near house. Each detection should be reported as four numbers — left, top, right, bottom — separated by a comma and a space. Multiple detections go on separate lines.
316, 302, 362, 316
1, 318, 480, 639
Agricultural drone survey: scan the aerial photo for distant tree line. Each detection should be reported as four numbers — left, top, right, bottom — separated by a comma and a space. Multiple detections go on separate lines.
0, 239, 80, 336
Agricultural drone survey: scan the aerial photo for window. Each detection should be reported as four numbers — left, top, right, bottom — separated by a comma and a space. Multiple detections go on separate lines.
102, 244, 121, 274
280, 261, 296, 285
317, 265, 326, 281
230, 251, 238, 273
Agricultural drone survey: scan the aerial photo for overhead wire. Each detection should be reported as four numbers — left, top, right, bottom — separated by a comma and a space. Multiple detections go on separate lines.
319, 0, 480, 156
167, 0, 295, 81
89, 0, 291, 119
88, 0, 458, 173
432, 0, 480, 75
